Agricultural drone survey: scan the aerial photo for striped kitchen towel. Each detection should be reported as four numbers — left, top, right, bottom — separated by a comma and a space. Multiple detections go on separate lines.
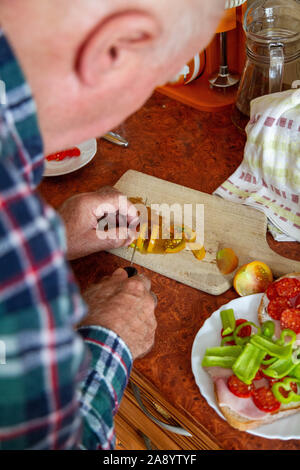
215, 88, 300, 242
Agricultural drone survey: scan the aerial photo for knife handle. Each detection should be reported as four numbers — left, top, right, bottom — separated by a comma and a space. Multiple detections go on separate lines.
124, 266, 138, 278
102, 132, 129, 147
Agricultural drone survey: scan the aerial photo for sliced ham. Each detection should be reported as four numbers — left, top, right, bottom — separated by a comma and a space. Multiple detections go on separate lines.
205, 366, 233, 380
253, 378, 269, 389
206, 365, 268, 420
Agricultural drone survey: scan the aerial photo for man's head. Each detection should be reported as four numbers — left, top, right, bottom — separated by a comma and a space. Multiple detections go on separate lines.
0, 0, 225, 153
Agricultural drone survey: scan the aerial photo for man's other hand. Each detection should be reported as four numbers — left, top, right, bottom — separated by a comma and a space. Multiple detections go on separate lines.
58, 186, 139, 260
79, 268, 157, 360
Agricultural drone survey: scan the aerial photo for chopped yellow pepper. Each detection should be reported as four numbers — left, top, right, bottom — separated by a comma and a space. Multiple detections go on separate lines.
191, 246, 206, 260
173, 225, 196, 243
147, 224, 160, 253
164, 239, 186, 253
136, 222, 148, 252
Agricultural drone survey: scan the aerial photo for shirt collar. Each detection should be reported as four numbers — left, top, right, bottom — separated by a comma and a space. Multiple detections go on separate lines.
0, 28, 44, 189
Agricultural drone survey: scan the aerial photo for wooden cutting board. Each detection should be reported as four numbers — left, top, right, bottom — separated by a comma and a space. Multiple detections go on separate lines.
109, 170, 300, 295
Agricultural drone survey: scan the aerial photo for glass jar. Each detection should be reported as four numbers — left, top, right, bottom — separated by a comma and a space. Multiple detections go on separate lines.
235, 0, 300, 117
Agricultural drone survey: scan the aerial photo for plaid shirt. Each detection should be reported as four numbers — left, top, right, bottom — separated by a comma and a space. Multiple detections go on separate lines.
0, 29, 132, 450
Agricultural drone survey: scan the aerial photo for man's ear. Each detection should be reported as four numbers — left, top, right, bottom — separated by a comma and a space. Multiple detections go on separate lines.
76, 11, 161, 87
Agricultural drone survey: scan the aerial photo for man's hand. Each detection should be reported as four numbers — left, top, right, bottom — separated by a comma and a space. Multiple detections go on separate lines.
58, 186, 139, 260
79, 268, 157, 360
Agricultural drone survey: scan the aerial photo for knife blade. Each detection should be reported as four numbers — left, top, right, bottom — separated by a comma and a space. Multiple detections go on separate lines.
124, 197, 147, 278
129, 237, 138, 266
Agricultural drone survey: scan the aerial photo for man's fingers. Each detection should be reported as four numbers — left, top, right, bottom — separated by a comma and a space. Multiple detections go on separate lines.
150, 291, 158, 307
135, 273, 151, 292
96, 186, 121, 197
93, 187, 139, 225
143, 291, 157, 326
111, 267, 130, 280
109, 269, 152, 292
82, 266, 157, 361
116, 227, 136, 245
96, 224, 138, 248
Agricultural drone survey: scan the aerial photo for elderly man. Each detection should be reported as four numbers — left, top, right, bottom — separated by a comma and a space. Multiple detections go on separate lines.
0, 0, 225, 450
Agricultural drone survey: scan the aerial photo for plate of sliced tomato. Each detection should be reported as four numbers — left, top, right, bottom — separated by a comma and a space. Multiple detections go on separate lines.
44, 139, 97, 176
191, 294, 300, 440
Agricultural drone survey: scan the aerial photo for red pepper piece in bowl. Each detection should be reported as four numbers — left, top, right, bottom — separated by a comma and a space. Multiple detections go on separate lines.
46, 147, 81, 161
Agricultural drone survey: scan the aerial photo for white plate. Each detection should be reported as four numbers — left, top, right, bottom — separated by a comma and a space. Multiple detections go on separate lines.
191, 294, 300, 440
44, 139, 97, 177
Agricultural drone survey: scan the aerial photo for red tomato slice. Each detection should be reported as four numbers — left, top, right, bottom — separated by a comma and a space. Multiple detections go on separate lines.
253, 368, 265, 381
267, 297, 292, 321
280, 308, 300, 334
275, 278, 300, 299
254, 363, 269, 381
235, 319, 252, 337
253, 369, 263, 381
227, 375, 254, 398
221, 319, 252, 345
221, 337, 235, 346
252, 386, 281, 413
221, 319, 251, 339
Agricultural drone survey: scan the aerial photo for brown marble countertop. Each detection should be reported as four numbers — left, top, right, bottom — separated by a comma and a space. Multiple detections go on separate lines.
39, 91, 300, 450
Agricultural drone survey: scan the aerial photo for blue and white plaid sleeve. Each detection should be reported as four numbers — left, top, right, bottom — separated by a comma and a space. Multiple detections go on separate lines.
0, 28, 132, 450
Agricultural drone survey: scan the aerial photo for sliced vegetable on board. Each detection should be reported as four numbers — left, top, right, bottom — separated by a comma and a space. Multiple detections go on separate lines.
216, 248, 239, 275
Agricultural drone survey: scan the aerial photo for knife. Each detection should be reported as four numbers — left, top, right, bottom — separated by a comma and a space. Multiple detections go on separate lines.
124, 242, 138, 278
123, 267, 138, 278
124, 197, 147, 278
102, 132, 129, 148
